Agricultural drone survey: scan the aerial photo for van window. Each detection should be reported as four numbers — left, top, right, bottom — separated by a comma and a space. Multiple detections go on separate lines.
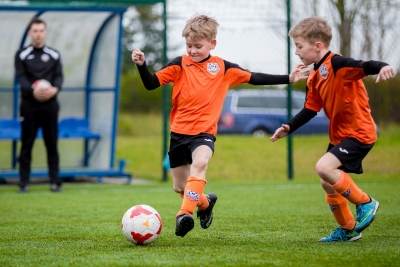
236, 95, 304, 109
292, 97, 305, 109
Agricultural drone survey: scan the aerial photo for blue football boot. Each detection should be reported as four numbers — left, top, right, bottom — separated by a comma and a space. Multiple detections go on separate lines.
355, 198, 379, 233
319, 227, 362, 242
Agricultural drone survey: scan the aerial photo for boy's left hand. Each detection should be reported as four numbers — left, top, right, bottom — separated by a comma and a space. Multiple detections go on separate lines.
376, 65, 396, 83
289, 64, 311, 83
270, 124, 290, 142
132, 48, 145, 66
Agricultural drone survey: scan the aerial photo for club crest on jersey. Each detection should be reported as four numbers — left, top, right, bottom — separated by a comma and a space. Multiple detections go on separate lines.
207, 62, 220, 75
319, 64, 329, 79
41, 54, 50, 62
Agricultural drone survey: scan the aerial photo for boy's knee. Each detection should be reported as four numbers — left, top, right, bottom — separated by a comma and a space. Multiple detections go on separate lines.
315, 160, 331, 178
191, 158, 209, 172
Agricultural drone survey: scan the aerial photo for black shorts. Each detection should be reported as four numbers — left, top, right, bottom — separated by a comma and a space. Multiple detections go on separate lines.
327, 138, 374, 174
168, 132, 216, 168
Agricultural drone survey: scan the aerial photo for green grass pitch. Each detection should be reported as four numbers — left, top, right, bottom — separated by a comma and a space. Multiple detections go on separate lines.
0, 180, 399, 266
0, 121, 399, 266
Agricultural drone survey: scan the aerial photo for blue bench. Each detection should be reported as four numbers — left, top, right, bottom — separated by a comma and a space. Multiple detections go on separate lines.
58, 118, 100, 140
0, 119, 20, 140
0, 117, 101, 170
0, 118, 131, 182
0, 117, 100, 140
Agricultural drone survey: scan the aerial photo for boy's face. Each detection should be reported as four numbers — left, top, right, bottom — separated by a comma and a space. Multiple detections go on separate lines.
185, 37, 216, 62
293, 37, 321, 65
29, 23, 47, 48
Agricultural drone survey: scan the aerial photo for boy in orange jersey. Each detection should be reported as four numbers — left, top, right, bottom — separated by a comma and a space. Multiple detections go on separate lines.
132, 15, 308, 237
271, 17, 396, 242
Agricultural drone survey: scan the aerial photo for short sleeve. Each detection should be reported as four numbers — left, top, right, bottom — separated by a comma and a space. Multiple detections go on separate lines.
155, 65, 182, 85
224, 60, 251, 87
304, 85, 322, 112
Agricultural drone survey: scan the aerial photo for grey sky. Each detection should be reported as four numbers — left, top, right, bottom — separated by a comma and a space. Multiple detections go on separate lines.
166, 0, 400, 73
167, 0, 291, 73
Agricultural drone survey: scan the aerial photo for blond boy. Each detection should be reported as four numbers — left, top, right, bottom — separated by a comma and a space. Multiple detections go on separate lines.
133, 15, 307, 237
271, 17, 395, 242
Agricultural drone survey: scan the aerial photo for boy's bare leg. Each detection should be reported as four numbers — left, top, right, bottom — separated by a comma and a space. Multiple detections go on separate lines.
178, 145, 212, 216
315, 152, 342, 184
190, 145, 218, 228
171, 165, 190, 196
190, 145, 213, 178
175, 145, 217, 236
316, 152, 370, 204
316, 152, 378, 242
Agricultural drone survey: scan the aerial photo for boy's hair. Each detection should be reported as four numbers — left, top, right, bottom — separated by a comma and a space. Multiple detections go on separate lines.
28, 17, 47, 31
289, 17, 332, 46
182, 15, 219, 41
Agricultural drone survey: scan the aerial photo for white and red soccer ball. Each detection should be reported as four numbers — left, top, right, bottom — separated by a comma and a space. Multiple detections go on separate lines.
121, 204, 163, 245
33, 79, 51, 91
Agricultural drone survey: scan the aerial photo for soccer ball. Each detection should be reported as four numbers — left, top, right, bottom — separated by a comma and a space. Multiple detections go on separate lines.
121, 204, 163, 245
34, 79, 51, 90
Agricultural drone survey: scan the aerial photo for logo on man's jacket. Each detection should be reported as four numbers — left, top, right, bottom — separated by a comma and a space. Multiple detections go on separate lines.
207, 62, 220, 75
41, 54, 50, 62
319, 64, 329, 79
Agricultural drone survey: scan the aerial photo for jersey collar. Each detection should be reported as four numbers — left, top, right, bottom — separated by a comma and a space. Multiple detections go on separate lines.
31, 44, 45, 51
314, 51, 331, 70
198, 54, 211, 63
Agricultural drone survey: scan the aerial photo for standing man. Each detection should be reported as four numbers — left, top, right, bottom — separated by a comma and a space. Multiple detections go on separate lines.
15, 17, 63, 193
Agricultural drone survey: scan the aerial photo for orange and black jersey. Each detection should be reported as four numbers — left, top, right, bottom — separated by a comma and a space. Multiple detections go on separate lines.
287, 51, 387, 145
137, 55, 290, 135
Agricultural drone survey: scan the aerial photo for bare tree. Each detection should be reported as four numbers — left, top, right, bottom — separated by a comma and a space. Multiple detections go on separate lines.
272, 0, 400, 69
359, 0, 373, 59
375, 0, 398, 60
123, 5, 164, 72
356, 0, 399, 68
329, 0, 366, 56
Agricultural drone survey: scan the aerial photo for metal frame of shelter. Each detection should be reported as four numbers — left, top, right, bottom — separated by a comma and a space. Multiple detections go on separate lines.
0, 0, 167, 182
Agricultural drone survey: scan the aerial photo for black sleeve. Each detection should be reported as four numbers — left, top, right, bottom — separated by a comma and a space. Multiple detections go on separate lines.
14, 50, 33, 96
136, 62, 160, 90
249, 72, 289, 85
286, 108, 317, 134
331, 55, 388, 75
52, 57, 63, 91
362, 60, 388, 75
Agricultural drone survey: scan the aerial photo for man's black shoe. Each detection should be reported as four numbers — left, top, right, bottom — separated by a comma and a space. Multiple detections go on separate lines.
18, 186, 28, 193
175, 214, 194, 237
50, 184, 61, 192
197, 193, 218, 229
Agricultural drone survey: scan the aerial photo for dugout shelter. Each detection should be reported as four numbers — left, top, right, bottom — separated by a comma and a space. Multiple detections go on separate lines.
0, 0, 167, 182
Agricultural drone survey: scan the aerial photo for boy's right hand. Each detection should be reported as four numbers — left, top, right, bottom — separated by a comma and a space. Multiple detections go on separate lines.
132, 48, 145, 66
270, 124, 290, 142
376, 65, 396, 83
289, 64, 311, 83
